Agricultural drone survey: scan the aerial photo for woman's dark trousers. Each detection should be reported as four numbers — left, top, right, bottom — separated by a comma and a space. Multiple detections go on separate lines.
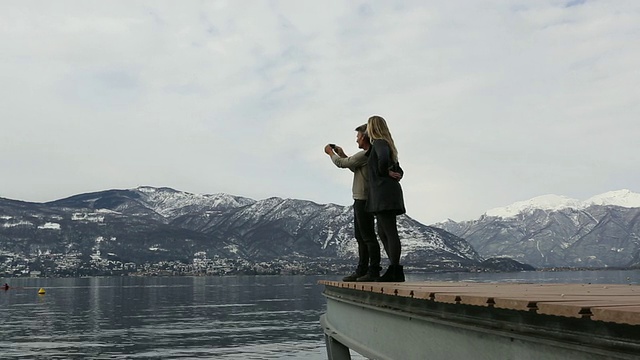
376, 211, 401, 266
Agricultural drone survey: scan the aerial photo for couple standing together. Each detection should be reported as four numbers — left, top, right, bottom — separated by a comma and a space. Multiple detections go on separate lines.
324, 115, 406, 282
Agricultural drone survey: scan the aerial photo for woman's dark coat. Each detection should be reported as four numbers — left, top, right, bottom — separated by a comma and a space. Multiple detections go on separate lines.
366, 139, 406, 215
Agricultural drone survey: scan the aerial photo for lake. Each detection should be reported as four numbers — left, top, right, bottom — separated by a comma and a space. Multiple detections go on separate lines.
2, 269, 639, 359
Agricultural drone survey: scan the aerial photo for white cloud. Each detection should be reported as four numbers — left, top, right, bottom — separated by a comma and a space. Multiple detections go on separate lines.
1, 0, 639, 224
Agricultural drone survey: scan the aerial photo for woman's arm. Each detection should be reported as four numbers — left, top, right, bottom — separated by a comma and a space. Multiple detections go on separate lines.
373, 140, 392, 176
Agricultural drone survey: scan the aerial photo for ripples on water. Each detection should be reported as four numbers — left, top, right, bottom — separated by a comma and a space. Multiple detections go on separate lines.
1, 270, 638, 359
1, 276, 345, 359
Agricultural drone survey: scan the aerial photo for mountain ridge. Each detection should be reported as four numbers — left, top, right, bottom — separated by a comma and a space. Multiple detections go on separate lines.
434, 189, 640, 268
1, 186, 497, 276
483, 189, 640, 219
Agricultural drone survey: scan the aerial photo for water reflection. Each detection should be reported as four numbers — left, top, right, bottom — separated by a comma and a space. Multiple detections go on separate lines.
0, 275, 337, 359
2, 270, 638, 359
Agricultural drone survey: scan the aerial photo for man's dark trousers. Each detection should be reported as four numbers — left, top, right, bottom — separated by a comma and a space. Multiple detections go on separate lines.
354, 199, 379, 270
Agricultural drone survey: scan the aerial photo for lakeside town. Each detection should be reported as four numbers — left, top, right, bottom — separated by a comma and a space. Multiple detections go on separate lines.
0, 250, 359, 277
4, 248, 633, 279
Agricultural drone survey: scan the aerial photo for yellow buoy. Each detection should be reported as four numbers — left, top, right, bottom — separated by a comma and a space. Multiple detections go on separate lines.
38, 288, 46, 295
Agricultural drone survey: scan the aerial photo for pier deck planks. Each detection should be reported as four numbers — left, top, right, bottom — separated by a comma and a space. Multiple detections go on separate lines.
319, 280, 640, 325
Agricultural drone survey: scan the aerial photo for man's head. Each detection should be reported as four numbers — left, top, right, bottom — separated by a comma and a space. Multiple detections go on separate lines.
355, 124, 370, 150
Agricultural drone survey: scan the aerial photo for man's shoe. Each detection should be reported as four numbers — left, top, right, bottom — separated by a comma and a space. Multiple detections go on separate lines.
355, 273, 379, 282
342, 265, 368, 281
356, 266, 381, 282
342, 272, 361, 281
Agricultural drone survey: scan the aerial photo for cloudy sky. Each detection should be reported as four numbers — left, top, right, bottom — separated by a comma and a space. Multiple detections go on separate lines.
1, 0, 639, 225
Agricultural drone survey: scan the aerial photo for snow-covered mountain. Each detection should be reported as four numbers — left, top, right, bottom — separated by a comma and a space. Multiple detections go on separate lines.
435, 190, 640, 268
0, 186, 486, 275
585, 189, 640, 208
48, 186, 256, 219
485, 190, 640, 218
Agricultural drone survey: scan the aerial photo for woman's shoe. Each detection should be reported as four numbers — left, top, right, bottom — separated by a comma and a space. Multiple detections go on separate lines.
377, 265, 405, 282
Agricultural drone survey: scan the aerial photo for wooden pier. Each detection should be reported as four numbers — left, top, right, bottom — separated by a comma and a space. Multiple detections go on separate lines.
319, 280, 640, 360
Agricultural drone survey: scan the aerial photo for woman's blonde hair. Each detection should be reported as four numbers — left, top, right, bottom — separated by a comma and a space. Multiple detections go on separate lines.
367, 115, 398, 162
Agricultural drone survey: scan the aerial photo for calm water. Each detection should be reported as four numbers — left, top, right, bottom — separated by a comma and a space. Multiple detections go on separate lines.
2, 270, 639, 359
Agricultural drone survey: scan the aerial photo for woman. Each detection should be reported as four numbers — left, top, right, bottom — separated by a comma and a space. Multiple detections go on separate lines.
366, 115, 406, 282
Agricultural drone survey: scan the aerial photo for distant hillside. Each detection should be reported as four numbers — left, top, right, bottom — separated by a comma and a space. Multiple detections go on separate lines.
434, 190, 640, 268
1, 186, 488, 276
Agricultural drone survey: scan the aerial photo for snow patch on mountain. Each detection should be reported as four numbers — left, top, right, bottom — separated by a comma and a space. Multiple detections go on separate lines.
38, 222, 61, 230
135, 186, 256, 217
2, 220, 34, 228
584, 189, 640, 208
486, 195, 581, 218
95, 209, 120, 214
485, 189, 640, 219
72, 213, 105, 222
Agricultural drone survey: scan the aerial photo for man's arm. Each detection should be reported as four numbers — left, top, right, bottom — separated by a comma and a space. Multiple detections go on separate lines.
331, 150, 367, 171
334, 145, 347, 158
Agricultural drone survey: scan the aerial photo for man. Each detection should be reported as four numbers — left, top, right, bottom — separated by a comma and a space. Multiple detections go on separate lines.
325, 125, 382, 281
